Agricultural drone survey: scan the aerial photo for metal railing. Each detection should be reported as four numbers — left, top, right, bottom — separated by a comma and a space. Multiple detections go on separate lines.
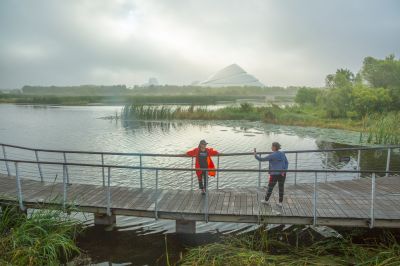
0, 156, 399, 228
1, 143, 399, 190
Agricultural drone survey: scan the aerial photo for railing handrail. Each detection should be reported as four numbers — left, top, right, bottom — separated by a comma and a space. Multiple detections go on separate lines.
1, 142, 399, 157
0, 158, 398, 175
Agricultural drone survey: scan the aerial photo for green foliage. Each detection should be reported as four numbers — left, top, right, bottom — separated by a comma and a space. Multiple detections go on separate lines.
180, 227, 400, 266
352, 85, 391, 116
361, 54, 400, 89
0, 206, 82, 265
297, 54, 400, 119
294, 87, 322, 105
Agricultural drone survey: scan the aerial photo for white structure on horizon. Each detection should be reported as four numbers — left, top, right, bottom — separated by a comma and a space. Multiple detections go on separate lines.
142, 77, 159, 87
199, 64, 265, 87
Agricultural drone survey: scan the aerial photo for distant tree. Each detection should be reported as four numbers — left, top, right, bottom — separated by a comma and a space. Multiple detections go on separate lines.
351, 84, 391, 116
361, 54, 400, 89
295, 87, 321, 105
325, 68, 354, 89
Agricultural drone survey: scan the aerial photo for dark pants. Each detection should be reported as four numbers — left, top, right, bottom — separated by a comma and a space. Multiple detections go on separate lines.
198, 171, 208, 190
265, 174, 286, 203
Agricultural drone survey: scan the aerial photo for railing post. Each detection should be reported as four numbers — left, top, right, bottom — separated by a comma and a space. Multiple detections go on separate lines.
63, 152, 70, 184
106, 167, 111, 216
216, 155, 220, 190
313, 172, 318, 226
370, 172, 376, 228
2, 145, 11, 176
294, 152, 298, 185
191, 157, 194, 191
35, 150, 44, 182
357, 149, 361, 179
258, 153, 261, 187
101, 154, 105, 187
139, 155, 143, 189
155, 169, 159, 220
62, 164, 67, 209
324, 152, 328, 182
385, 148, 391, 177
204, 170, 209, 222
15, 162, 25, 211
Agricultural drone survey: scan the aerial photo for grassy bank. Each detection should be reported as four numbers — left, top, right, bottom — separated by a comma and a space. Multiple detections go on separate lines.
180, 226, 400, 266
0, 205, 83, 265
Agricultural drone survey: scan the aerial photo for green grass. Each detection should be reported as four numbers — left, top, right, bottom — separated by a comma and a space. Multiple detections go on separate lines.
180, 226, 400, 266
0, 205, 83, 265
362, 112, 400, 145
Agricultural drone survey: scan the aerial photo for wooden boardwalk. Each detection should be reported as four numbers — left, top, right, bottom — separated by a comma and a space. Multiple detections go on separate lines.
1, 173, 400, 228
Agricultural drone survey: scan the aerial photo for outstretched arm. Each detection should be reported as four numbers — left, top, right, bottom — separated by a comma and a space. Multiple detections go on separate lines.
255, 153, 273, 162
254, 148, 272, 161
186, 148, 197, 157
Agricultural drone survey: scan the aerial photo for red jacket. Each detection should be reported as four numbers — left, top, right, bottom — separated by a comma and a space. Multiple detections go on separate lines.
186, 147, 219, 178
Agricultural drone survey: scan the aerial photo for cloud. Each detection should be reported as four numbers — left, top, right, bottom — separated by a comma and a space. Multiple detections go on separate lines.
0, 0, 399, 88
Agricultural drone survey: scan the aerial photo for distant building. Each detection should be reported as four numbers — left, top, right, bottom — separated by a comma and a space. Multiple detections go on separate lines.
142, 77, 159, 87
200, 64, 265, 87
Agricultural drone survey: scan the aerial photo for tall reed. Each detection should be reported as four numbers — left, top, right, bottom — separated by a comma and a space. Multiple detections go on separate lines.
0, 206, 82, 265
362, 112, 400, 144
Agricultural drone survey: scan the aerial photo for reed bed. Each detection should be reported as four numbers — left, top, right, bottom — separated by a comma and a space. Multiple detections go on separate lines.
0, 206, 83, 265
180, 226, 400, 266
362, 112, 400, 145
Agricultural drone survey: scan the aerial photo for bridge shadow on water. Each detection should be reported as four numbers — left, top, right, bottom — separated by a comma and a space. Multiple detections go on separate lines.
77, 225, 222, 265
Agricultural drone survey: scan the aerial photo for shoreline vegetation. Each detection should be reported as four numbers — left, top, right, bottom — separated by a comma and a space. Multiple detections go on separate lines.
0, 205, 84, 265
120, 103, 400, 145
179, 225, 400, 266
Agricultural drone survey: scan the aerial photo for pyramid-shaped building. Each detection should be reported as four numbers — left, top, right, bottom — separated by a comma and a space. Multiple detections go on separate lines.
200, 64, 265, 87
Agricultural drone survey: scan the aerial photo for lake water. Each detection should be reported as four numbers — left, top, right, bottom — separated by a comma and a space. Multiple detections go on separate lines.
0, 104, 398, 265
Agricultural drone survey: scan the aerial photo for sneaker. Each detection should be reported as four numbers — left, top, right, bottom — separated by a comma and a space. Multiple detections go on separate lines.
261, 199, 270, 205
276, 202, 283, 208
201, 188, 206, 195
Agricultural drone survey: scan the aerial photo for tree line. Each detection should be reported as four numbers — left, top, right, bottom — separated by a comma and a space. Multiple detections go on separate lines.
295, 54, 400, 118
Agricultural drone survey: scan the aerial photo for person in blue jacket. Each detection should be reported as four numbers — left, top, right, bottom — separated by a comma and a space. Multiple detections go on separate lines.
254, 142, 288, 207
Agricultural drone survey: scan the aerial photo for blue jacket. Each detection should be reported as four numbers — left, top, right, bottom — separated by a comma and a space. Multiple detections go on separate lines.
255, 151, 289, 175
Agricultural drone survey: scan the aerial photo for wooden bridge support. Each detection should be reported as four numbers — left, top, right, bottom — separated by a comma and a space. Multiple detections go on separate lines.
176, 219, 196, 234
94, 213, 116, 226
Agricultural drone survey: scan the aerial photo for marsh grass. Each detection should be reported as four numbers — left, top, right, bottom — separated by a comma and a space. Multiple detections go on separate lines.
121, 103, 366, 131
180, 226, 400, 266
362, 112, 400, 144
0, 205, 83, 265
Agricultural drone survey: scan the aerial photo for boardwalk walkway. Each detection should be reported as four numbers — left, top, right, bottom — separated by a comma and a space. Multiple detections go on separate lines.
1, 173, 400, 228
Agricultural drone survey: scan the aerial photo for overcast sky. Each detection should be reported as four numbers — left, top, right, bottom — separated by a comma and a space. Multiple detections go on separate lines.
0, 0, 399, 88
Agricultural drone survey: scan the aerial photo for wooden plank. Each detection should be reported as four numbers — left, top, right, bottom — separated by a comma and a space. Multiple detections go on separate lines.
1, 175, 400, 228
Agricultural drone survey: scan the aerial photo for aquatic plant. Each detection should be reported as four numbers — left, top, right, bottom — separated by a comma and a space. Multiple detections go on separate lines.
0, 206, 82, 265
363, 112, 400, 144
180, 226, 400, 266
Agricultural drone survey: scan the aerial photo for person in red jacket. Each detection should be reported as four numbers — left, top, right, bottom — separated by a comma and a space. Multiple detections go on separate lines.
186, 140, 219, 194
